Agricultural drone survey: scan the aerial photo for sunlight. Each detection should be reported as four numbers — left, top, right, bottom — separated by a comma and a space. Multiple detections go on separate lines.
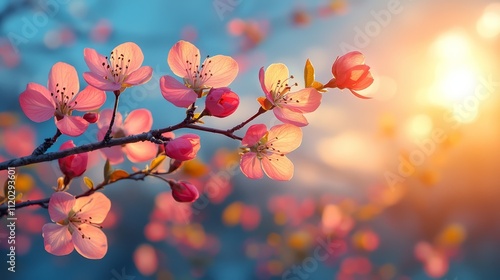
477, 3, 500, 38
405, 114, 433, 140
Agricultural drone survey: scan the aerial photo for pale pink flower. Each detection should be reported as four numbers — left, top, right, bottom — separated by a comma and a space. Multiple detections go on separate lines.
19, 62, 106, 136
259, 63, 322, 127
58, 140, 88, 179
97, 109, 157, 164
83, 42, 153, 93
160, 40, 239, 108
240, 124, 302, 181
327, 51, 374, 99
42, 192, 111, 259
165, 134, 200, 161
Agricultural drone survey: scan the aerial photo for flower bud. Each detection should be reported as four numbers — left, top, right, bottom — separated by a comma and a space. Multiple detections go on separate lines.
169, 180, 199, 203
58, 140, 88, 179
83, 112, 99, 123
328, 51, 373, 98
165, 134, 200, 161
205, 87, 239, 118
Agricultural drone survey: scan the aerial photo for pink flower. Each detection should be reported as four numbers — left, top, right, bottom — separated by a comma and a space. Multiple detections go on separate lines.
19, 62, 106, 136
240, 124, 302, 181
205, 87, 239, 118
168, 181, 199, 203
58, 140, 88, 179
259, 63, 321, 127
97, 109, 157, 164
327, 51, 374, 99
41, 192, 111, 259
165, 134, 200, 161
83, 42, 153, 93
160, 40, 239, 108
83, 112, 98, 123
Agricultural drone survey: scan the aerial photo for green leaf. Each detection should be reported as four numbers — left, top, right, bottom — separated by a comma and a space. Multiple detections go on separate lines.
109, 169, 129, 183
149, 155, 166, 172
304, 59, 315, 88
83, 177, 94, 189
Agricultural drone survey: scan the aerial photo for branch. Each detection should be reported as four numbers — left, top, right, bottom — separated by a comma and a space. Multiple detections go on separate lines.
228, 107, 267, 133
31, 129, 62, 156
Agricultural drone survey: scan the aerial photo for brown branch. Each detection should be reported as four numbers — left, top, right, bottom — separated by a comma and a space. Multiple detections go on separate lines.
228, 107, 267, 133
31, 129, 62, 156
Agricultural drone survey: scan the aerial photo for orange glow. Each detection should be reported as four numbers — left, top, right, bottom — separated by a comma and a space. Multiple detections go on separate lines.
477, 3, 500, 38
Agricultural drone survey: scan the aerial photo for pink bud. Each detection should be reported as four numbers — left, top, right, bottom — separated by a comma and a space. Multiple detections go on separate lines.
328, 51, 373, 98
165, 134, 200, 161
83, 112, 99, 123
205, 87, 239, 118
58, 140, 88, 179
169, 181, 199, 203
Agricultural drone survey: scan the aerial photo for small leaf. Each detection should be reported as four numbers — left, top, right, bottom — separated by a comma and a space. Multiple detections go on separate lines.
312, 81, 326, 92
257, 97, 273, 110
193, 113, 205, 124
83, 177, 94, 189
149, 155, 166, 172
103, 159, 112, 182
168, 158, 183, 174
304, 59, 315, 88
109, 169, 129, 183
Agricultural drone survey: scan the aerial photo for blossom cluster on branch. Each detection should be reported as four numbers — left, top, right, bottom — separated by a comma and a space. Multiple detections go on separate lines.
0, 40, 374, 259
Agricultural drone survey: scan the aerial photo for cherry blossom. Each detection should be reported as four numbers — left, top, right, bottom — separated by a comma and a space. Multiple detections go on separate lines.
97, 109, 157, 164
168, 181, 200, 203
326, 51, 374, 98
58, 140, 88, 179
240, 124, 302, 181
165, 134, 201, 161
160, 40, 239, 108
19, 62, 106, 136
205, 87, 240, 118
41, 192, 111, 259
259, 63, 322, 127
83, 42, 153, 93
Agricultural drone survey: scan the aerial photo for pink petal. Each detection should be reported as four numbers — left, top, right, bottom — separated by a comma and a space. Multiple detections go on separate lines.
97, 109, 123, 130
281, 88, 322, 113
351, 70, 374, 91
273, 107, 308, 127
200, 55, 238, 88
332, 51, 365, 77
267, 124, 303, 153
83, 72, 121, 92
19, 83, 55, 122
48, 192, 75, 222
240, 152, 263, 179
83, 48, 109, 77
48, 62, 79, 99
72, 224, 108, 259
73, 192, 111, 223
42, 223, 74, 256
124, 66, 153, 86
56, 116, 89, 137
264, 63, 289, 94
113, 42, 144, 73
167, 40, 201, 78
123, 109, 153, 135
241, 124, 268, 146
160, 75, 197, 108
99, 146, 124, 165
261, 154, 294, 181
70, 86, 106, 111
349, 89, 372, 99
123, 141, 157, 163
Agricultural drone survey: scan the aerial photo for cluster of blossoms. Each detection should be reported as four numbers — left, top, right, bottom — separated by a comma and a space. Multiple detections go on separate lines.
17, 40, 373, 259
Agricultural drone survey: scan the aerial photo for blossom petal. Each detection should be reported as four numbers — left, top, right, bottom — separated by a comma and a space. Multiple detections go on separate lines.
99, 146, 124, 165
83, 72, 121, 92
264, 63, 289, 93
240, 152, 263, 179
73, 192, 111, 224
56, 116, 89, 137
113, 42, 144, 73
262, 154, 294, 181
42, 223, 74, 256
123, 109, 153, 135
267, 124, 303, 153
70, 86, 106, 111
19, 82, 55, 122
72, 224, 108, 259
201, 55, 238, 88
281, 88, 322, 113
97, 109, 123, 130
242, 124, 268, 147
124, 66, 153, 86
48, 62, 79, 99
160, 75, 197, 108
273, 107, 308, 127
332, 51, 365, 77
351, 70, 374, 91
167, 40, 201, 79
48, 192, 75, 222
123, 142, 157, 163
83, 48, 109, 77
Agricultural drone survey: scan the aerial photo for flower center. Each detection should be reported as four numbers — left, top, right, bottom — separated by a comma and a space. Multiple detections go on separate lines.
184, 54, 214, 90
270, 76, 299, 105
50, 83, 76, 117
101, 50, 131, 84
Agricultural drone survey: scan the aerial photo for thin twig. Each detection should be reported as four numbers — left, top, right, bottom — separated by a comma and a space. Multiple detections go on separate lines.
104, 91, 120, 142
228, 107, 267, 133
31, 129, 62, 156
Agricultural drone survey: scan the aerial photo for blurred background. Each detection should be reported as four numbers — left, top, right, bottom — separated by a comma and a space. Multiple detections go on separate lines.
0, 0, 499, 279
